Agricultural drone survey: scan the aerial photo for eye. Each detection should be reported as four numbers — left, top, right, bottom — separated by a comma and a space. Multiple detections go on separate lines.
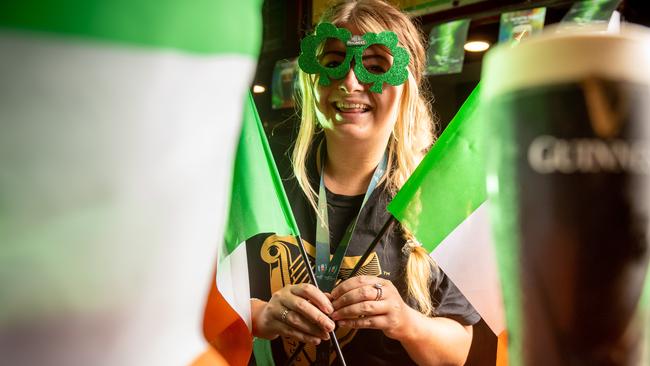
362, 45, 393, 75
325, 60, 342, 68
319, 49, 346, 69
366, 64, 387, 74
362, 60, 390, 75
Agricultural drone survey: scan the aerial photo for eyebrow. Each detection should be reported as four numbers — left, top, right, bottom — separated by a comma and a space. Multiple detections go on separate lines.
321, 50, 346, 58
362, 54, 390, 62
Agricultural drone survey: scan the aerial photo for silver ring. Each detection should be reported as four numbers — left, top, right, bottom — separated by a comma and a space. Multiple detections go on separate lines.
373, 283, 383, 301
280, 308, 290, 323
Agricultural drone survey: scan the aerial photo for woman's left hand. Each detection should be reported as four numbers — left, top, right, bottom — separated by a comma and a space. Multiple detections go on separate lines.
330, 275, 413, 340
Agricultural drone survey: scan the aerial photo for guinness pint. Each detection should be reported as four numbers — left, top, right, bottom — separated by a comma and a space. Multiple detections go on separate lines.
483, 26, 650, 365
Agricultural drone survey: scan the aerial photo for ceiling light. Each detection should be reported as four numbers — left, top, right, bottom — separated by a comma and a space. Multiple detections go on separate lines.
464, 41, 490, 52
253, 84, 266, 93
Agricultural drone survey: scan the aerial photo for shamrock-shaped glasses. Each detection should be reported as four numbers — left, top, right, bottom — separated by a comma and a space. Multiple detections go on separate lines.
298, 23, 410, 94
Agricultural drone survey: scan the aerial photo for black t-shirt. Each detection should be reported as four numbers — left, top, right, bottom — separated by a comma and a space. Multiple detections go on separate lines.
245, 145, 480, 365
326, 187, 364, 251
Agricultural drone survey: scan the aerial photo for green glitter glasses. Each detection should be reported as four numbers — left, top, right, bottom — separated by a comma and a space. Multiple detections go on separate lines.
298, 22, 410, 94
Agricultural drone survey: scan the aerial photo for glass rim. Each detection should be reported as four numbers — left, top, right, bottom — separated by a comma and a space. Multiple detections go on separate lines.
482, 23, 650, 100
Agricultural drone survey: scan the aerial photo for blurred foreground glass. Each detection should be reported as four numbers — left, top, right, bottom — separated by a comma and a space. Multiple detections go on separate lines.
482, 26, 650, 365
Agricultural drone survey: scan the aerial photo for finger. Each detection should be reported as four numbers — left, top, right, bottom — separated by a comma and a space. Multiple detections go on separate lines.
290, 283, 334, 315
331, 300, 386, 321
337, 315, 387, 330
279, 308, 331, 340
277, 322, 324, 345
331, 284, 379, 309
331, 276, 377, 300
282, 293, 335, 333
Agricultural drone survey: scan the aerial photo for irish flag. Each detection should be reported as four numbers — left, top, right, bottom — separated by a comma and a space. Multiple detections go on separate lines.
387, 86, 506, 361
0, 1, 260, 365
203, 94, 300, 365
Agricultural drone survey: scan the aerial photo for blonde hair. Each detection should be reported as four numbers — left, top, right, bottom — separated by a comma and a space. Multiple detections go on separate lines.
292, 0, 439, 315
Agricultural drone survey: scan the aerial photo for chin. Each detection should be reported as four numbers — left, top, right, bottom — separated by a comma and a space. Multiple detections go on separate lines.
327, 124, 373, 141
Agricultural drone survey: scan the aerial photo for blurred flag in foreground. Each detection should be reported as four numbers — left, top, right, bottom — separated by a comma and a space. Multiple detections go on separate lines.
203, 94, 300, 365
387, 85, 505, 348
0, 1, 260, 365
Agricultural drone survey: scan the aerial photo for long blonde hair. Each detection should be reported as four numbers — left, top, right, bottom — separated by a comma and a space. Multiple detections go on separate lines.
293, 0, 439, 315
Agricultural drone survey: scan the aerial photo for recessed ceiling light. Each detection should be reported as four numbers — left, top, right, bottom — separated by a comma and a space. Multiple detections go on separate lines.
253, 84, 266, 93
464, 41, 490, 52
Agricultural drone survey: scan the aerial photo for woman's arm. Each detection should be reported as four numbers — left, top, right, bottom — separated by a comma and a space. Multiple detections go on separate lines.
390, 306, 472, 365
331, 276, 473, 366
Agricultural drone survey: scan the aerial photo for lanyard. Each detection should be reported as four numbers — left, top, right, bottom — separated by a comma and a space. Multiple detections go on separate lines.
314, 149, 387, 292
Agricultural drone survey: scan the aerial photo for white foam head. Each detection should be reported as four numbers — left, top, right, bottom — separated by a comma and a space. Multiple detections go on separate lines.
482, 24, 650, 100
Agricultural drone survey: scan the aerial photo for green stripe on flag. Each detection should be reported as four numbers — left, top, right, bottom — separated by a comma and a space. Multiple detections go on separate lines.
253, 338, 276, 366
0, 0, 262, 55
224, 93, 300, 254
387, 85, 485, 252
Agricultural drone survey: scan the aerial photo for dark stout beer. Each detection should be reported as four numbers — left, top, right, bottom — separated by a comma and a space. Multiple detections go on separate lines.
483, 27, 650, 365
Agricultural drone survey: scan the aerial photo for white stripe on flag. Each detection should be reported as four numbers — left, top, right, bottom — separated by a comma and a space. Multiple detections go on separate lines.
0, 31, 256, 365
431, 201, 505, 335
216, 242, 253, 330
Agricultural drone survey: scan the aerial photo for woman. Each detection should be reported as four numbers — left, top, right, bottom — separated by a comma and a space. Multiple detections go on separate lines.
250, 1, 480, 364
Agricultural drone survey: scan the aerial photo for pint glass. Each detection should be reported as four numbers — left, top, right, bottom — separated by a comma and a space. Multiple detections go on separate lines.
483, 26, 650, 365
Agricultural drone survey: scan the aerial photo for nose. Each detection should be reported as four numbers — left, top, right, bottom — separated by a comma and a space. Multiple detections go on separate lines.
338, 66, 363, 94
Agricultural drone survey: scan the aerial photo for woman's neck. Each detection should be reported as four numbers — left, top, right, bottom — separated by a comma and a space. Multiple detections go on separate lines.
322, 137, 387, 196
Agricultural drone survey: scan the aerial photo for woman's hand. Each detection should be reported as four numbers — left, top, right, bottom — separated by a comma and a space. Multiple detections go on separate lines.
330, 276, 413, 340
331, 276, 472, 365
251, 283, 336, 345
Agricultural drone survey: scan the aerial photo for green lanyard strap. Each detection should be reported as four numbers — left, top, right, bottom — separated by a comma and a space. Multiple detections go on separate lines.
314, 149, 388, 292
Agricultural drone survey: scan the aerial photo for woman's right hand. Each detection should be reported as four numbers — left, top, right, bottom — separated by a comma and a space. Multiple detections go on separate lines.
251, 283, 336, 345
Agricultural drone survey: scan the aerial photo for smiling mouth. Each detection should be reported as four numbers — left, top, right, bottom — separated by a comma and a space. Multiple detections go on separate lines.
333, 102, 371, 113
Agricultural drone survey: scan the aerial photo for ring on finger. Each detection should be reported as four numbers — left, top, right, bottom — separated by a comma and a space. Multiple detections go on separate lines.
280, 308, 290, 323
373, 283, 383, 301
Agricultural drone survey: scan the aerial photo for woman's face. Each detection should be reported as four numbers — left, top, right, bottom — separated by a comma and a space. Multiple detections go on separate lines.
314, 24, 405, 143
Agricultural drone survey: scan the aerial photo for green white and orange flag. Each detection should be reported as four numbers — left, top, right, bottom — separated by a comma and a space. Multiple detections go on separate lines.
387, 85, 505, 338
203, 94, 300, 365
1, 1, 260, 365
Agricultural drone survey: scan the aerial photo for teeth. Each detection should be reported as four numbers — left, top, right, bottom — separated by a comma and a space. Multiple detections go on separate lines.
336, 102, 369, 111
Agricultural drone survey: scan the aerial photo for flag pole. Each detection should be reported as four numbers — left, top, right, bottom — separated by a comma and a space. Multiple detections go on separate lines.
345, 215, 396, 280
286, 235, 347, 366
286, 216, 395, 365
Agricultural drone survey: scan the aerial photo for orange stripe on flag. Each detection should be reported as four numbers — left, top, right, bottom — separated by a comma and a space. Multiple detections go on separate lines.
496, 330, 508, 366
190, 347, 230, 366
203, 269, 253, 366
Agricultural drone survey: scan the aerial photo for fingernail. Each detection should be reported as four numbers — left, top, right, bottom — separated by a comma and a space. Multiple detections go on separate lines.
327, 321, 335, 332
327, 305, 334, 314
330, 312, 338, 321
